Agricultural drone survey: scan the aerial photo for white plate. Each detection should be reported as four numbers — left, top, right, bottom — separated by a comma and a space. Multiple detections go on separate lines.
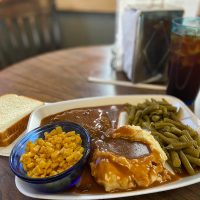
15, 95, 200, 199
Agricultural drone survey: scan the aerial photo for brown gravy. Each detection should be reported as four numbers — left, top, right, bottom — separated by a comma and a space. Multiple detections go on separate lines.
105, 139, 150, 159
41, 105, 151, 160
41, 105, 179, 194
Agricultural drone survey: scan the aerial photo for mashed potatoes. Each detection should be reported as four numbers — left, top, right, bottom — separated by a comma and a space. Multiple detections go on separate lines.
90, 125, 172, 192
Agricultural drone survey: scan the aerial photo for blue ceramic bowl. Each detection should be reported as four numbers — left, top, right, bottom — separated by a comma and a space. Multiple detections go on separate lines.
9, 121, 90, 192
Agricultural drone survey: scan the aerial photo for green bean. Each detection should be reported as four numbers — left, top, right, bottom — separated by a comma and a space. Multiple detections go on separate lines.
164, 118, 198, 137
170, 112, 179, 120
179, 135, 189, 142
170, 127, 183, 136
145, 99, 151, 105
154, 122, 175, 129
137, 103, 147, 109
165, 105, 177, 112
167, 157, 182, 174
150, 110, 163, 116
143, 115, 150, 123
183, 147, 200, 158
151, 131, 177, 144
165, 141, 195, 150
184, 125, 198, 137
173, 167, 184, 174
162, 126, 171, 132
142, 104, 160, 116
164, 118, 185, 130
125, 103, 132, 112
170, 150, 181, 168
159, 105, 168, 117
125, 98, 199, 175
128, 106, 136, 124
156, 101, 169, 106
185, 154, 200, 166
137, 118, 144, 127
151, 115, 160, 122
141, 122, 151, 130
163, 148, 170, 159
149, 122, 155, 129
154, 135, 165, 147
183, 130, 194, 141
179, 151, 195, 175
163, 132, 178, 139
151, 98, 157, 103
182, 130, 198, 148
195, 135, 200, 146
162, 98, 170, 105
133, 110, 142, 125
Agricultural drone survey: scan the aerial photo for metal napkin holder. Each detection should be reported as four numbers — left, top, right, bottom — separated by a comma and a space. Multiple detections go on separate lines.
122, 4, 184, 83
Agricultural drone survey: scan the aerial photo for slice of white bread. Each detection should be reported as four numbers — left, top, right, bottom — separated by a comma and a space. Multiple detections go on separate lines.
0, 94, 43, 146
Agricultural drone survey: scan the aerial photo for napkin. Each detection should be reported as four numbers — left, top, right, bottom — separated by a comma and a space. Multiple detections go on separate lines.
122, 8, 141, 80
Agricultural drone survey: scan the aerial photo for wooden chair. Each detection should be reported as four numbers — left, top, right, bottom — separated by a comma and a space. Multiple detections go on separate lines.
0, 0, 61, 69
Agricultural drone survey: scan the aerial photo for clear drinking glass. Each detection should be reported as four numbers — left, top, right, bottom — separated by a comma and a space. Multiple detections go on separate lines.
166, 17, 200, 105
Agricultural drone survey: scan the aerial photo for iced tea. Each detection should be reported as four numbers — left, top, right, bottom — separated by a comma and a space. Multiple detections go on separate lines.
167, 18, 200, 105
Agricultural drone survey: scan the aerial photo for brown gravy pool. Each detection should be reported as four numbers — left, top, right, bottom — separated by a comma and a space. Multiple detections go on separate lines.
41, 105, 179, 194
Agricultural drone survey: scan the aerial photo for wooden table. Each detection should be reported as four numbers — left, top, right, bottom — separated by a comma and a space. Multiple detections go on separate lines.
0, 45, 200, 200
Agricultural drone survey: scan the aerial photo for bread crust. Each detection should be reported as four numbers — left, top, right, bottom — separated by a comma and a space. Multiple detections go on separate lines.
0, 94, 44, 146
0, 115, 30, 146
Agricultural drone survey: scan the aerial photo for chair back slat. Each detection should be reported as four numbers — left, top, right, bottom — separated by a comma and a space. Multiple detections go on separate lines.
12, 18, 28, 60
0, 19, 17, 64
0, 0, 61, 69
35, 14, 48, 52
23, 16, 39, 55
0, 46, 7, 68
48, 13, 61, 50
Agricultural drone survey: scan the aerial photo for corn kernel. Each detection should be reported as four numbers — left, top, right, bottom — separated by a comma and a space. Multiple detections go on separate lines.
20, 126, 84, 178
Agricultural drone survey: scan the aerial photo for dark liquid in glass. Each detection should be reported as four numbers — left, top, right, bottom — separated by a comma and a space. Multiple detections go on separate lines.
167, 32, 200, 104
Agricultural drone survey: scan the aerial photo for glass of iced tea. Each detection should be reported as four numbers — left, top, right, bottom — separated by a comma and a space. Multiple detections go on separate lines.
166, 17, 200, 105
